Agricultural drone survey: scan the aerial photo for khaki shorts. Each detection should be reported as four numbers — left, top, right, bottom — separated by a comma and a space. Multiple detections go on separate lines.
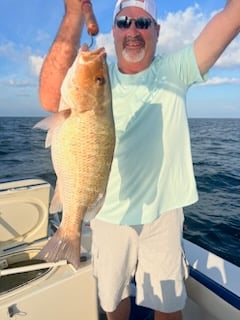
90, 208, 189, 313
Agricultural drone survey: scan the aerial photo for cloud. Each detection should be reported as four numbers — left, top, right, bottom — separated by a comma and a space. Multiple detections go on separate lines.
0, 78, 37, 88
157, 5, 240, 67
16, 93, 31, 97
0, 42, 44, 88
35, 30, 50, 43
96, 32, 115, 59
199, 76, 240, 86
0, 42, 21, 63
29, 55, 44, 77
215, 40, 240, 67
157, 4, 206, 53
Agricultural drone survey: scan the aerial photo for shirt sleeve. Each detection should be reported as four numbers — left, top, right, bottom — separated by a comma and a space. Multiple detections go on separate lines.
161, 45, 208, 89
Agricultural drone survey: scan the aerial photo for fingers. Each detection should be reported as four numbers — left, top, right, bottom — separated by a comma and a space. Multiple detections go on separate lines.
82, 0, 99, 36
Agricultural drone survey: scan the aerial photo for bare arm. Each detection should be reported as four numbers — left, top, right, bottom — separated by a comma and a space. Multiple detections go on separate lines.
39, 0, 85, 112
194, 0, 240, 75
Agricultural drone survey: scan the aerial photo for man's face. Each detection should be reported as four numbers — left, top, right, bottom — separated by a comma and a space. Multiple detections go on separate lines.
112, 7, 160, 74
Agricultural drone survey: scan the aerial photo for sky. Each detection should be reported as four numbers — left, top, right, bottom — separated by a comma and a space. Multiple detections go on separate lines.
0, 0, 240, 118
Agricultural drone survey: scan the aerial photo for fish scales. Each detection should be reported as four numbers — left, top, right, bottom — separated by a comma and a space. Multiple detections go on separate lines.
52, 112, 114, 207
34, 47, 115, 269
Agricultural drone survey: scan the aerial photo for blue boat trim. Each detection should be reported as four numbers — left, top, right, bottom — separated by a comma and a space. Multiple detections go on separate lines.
0, 177, 49, 193
189, 266, 240, 310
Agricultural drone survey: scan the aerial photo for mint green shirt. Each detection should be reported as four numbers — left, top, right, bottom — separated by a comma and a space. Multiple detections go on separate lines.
96, 45, 206, 225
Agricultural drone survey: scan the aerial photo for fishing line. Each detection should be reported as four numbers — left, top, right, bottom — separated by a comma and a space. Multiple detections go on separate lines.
88, 35, 94, 49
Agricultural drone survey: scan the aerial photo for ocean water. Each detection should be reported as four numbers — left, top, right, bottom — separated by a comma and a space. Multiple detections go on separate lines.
0, 117, 239, 267
185, 118, 240, 267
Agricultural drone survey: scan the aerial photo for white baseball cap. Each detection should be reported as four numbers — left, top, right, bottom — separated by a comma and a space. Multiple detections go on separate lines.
113, 0, 157, 21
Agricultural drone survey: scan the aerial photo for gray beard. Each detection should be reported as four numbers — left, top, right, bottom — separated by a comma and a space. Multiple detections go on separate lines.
122, 47, 145, 63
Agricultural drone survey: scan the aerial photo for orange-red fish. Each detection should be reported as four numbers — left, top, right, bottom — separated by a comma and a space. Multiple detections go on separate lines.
34, 47, 115, 269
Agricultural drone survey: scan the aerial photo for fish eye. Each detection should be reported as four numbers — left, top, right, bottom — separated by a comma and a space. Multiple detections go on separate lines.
96, 76, 105, 86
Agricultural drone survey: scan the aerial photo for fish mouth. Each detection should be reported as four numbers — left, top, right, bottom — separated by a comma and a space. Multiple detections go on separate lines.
92, 47, 106, 59
79, 46, 106, 63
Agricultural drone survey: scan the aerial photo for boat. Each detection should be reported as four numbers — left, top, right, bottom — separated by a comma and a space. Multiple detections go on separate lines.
0, 178, 239, 319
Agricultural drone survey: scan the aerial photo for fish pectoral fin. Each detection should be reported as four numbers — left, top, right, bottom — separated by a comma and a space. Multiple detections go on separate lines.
49, 181, 62, 214
33, 110, 70, 131
35, 227, 81, 270
33, 110, 71, 147
59, 97, 70, 112
83, 193, 106, 222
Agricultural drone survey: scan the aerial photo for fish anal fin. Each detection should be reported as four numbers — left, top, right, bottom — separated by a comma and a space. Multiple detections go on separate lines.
49, 181, 62, 214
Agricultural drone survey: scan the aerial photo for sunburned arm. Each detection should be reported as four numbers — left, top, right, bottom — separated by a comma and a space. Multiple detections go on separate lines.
39, 0, 85, 112
194, 0, 240, 76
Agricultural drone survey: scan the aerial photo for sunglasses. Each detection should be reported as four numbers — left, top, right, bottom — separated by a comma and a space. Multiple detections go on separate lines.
115, 16, 155, 30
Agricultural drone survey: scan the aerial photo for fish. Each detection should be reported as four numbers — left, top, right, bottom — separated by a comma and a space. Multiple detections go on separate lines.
34, 46, 115, 269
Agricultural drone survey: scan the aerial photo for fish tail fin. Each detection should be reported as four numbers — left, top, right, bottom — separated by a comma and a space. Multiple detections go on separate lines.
35, 228, 81, 270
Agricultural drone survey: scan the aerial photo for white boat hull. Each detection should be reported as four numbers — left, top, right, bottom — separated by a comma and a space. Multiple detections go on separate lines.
0, 178, 239, 319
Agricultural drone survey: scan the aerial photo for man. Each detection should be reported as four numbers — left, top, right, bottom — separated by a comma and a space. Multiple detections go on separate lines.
39, 1, 240, 319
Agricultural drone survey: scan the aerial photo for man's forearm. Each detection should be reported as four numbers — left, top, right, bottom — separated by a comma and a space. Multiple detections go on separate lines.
39, 12, 84, 112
